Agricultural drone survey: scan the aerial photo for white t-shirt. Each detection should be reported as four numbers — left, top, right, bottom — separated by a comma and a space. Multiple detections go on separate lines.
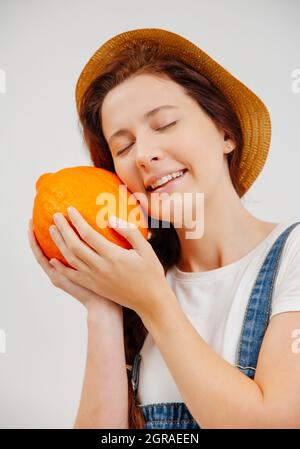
137, 219, 300, 406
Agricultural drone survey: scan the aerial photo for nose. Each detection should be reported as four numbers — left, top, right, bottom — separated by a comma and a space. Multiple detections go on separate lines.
135, 138, 164, 169
136, 153, 160, 169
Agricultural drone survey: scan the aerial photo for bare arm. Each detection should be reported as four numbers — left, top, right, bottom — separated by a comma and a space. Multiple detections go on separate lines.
27, 222, 129, 429
73, 302, 129, 429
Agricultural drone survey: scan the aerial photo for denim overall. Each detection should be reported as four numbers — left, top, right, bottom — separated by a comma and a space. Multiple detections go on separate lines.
130, 221, 300, 429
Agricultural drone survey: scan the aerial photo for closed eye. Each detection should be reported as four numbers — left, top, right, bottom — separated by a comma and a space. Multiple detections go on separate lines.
157, 121, 177, 131
116, 121, 178, 155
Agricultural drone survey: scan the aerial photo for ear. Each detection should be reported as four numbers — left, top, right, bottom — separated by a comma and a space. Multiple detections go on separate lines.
224, 140, 235, 154
220, 129, 235, 155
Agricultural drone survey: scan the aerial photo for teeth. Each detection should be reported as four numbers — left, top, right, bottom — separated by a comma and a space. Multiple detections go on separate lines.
150, 170, 185, 190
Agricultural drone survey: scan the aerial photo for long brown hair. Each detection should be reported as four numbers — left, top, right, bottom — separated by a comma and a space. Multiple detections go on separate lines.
77, 39, 244, 428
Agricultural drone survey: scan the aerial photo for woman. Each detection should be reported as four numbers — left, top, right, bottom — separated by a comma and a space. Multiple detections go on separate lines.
28, 28, 300, 429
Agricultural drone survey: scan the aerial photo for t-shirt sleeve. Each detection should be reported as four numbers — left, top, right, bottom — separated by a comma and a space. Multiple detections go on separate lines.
271, 223, 300, 319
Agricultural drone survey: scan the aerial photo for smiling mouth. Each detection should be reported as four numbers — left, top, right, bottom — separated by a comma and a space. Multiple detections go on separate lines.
148, 168, 188, 192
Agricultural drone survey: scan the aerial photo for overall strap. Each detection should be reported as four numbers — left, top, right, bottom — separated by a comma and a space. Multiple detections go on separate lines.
236, 221, 300, 378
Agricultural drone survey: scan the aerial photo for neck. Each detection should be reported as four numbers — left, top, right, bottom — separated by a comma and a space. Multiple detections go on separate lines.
174, 170, 276, 273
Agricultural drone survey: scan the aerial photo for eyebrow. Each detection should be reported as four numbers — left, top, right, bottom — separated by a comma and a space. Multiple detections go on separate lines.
108, 105, 178, 144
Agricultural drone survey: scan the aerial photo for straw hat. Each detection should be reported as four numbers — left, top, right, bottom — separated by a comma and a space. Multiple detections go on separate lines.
75, 28, 271, 195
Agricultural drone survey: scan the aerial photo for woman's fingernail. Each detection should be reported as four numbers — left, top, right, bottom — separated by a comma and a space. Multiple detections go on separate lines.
67, 206, 77, 216
49, 225, 56, 235
53, 213, 63, 224
109, 216, 118, 227
109, 216, 137, 228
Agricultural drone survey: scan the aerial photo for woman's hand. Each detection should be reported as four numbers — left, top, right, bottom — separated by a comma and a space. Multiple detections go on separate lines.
44, 207, 168, 318
27, 219, 120, 313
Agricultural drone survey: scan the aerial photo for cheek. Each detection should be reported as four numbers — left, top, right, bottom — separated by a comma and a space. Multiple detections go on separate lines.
115, 162, 135, 188
189, 143, 225, 194
114, 164, 148, 210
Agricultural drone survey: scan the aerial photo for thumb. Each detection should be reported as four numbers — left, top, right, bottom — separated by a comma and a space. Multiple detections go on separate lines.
108, 216, 148, 253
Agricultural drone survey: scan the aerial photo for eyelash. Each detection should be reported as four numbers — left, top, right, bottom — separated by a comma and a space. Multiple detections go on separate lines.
117, 121, 178, 155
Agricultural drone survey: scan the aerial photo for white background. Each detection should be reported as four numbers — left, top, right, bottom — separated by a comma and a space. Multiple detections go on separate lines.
0, 0, 299, 428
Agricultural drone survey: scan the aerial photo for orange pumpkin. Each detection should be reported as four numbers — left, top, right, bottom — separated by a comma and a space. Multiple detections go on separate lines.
32, 166, 148, 267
